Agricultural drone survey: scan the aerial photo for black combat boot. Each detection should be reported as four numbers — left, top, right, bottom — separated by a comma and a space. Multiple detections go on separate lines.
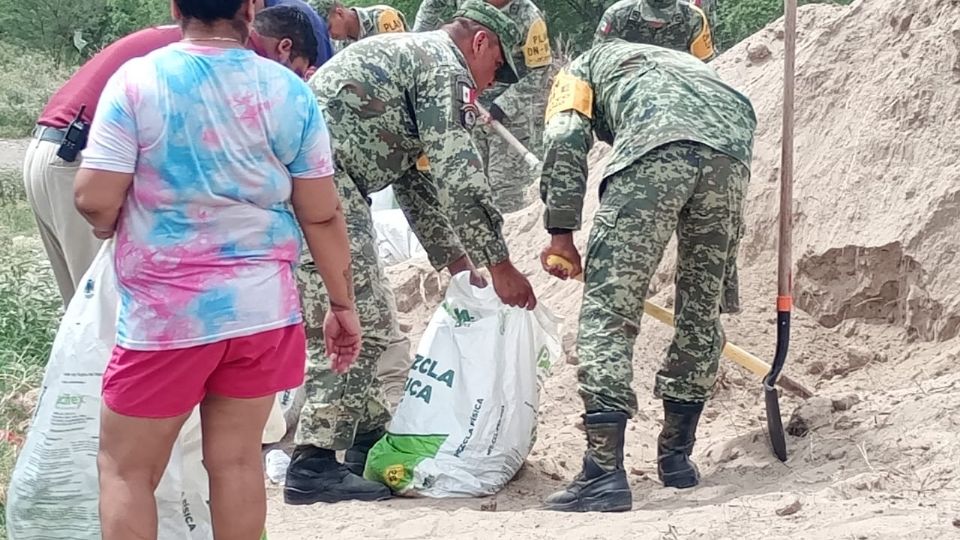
657, 399, 705, 489
283, 445, 391, 505
344, 428, 385, 477
544, 411, 632, 512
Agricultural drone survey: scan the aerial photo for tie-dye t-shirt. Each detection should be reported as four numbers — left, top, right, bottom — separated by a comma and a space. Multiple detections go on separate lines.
81, 43, 334, 351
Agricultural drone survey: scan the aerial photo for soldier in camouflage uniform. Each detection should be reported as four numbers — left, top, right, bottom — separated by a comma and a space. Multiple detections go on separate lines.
595, 0, 716, 62
285, 0, 538, 506
537, 40, 756, 512
414, 0, 554, 214
312, 0, 408, 52
595, 0, 748, 314
309, 1, 412, 412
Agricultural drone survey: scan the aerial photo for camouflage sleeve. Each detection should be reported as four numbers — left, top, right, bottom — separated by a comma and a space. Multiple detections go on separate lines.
593, 6, 617, 45
492, 17, 553, 120
415, 70, 509, 268
412, 0, 455, 32
392, 166, 466, 270
539, 110, 593, 231
593, 1, 632, 46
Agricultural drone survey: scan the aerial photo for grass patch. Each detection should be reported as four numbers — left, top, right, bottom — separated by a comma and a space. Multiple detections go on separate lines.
0, 44, 72, 138
0, 176, 61, 536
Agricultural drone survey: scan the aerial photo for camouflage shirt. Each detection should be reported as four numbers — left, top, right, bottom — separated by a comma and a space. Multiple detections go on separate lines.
413, 0, 552, 118
539, 41, 756, 231
594, 0, 716, 62
332, 4, 408, 52
411, 0, 459, 32
310, 31, 509, 269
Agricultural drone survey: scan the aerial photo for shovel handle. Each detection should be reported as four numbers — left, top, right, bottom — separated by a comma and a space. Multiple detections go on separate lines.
475, 103, 542, 170
545, 255, 813, 399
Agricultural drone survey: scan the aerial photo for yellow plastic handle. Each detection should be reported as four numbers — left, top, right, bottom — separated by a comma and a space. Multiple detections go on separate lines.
546, 254, 578, 277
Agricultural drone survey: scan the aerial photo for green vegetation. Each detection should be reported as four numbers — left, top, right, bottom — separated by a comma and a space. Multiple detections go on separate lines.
0, 168, 62, 537
0, 45, 74, 138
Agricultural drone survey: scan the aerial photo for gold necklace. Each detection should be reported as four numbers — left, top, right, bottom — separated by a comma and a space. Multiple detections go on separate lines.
182, 36, 243, 44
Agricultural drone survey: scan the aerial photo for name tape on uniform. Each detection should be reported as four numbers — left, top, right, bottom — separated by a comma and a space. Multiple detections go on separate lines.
544, 71, 593, 122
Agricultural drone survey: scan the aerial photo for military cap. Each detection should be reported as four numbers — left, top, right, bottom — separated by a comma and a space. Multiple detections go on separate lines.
452, 0, 521, 83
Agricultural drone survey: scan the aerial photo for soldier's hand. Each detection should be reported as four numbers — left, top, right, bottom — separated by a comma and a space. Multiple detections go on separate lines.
489, 259, 537, 310
447, 255, 488, 288
541, 233, 582, 280
323, 307, 363, 374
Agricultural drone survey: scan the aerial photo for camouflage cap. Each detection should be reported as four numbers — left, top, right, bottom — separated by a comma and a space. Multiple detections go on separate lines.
640, 0, 679, 24
452, 0, 521, 84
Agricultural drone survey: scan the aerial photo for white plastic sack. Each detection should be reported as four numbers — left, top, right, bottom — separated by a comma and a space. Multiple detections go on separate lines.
5, 241, 202, 539
372, 208, 426, 267
6, 242, 284, 539
369, 185, 399, 211
365, 272, 560, 497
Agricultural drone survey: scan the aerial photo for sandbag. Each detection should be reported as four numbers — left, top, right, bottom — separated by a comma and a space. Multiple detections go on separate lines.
364, 272, 560, 497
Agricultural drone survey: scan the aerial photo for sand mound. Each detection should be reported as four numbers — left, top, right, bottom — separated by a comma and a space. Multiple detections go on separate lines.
267, 0, 960, 536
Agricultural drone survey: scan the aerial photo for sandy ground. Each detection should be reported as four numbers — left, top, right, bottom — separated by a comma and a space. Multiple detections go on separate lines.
264, 0, 960, 537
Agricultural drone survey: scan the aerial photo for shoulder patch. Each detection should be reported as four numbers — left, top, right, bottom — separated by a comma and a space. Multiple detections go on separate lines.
689, 5, 715, 61
454, 78, 479, 130
544, 70, 593, 123
523, 18, 552, 68
377, 8, 406, 34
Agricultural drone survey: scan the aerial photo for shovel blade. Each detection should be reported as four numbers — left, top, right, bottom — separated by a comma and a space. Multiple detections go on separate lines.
764, 386, 788, 462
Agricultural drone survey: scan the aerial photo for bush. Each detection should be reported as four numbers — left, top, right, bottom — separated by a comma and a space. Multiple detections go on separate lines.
0, 195, 61, 532
0, 45, 73, 138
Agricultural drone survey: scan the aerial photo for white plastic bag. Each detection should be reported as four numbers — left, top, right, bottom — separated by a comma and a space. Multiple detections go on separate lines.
372, 208, 426, 267
6, 243, 286, 539
5, 241, 200, 539
365, 272, 560, 497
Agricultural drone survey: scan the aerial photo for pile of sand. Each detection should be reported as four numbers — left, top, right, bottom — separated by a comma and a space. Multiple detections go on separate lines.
267, 0, 960, 536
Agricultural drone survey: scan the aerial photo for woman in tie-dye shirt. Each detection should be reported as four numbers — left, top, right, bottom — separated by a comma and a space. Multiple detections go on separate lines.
74, 1, 360, 538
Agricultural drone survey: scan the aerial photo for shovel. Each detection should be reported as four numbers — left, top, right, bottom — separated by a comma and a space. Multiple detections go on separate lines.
765, 0, 799, 462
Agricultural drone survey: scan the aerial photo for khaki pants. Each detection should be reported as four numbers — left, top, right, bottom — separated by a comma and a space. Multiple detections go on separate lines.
22, 138, 102, 307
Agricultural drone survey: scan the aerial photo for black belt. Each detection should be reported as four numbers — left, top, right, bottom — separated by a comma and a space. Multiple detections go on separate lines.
32, 125, 67, 145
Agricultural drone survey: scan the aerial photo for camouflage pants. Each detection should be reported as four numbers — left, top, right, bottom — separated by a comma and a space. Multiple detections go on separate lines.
577, 141, 749, 415
294, 170, 399, 450
473, 116, 537, 215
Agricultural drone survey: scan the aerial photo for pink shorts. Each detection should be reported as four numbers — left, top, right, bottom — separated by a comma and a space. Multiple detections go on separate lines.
102, 324, 306, 418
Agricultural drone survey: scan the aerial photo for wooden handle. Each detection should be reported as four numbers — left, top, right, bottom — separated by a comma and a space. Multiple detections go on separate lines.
475, 103, 542, 170
545, 256, 813, 398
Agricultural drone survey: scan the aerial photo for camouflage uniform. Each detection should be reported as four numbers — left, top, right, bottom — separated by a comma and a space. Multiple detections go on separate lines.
310, 1, 412, 409
539, 41, 756, 414
295, 6, 520, 451
414, 0, 554, 214
594, 0, 716, 62
329, 4, 408, 53
411, 0, 459, 32
593, 0, 747, 312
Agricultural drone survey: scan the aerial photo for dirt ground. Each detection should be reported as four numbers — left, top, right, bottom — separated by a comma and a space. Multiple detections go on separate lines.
264, 0, 960, 537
